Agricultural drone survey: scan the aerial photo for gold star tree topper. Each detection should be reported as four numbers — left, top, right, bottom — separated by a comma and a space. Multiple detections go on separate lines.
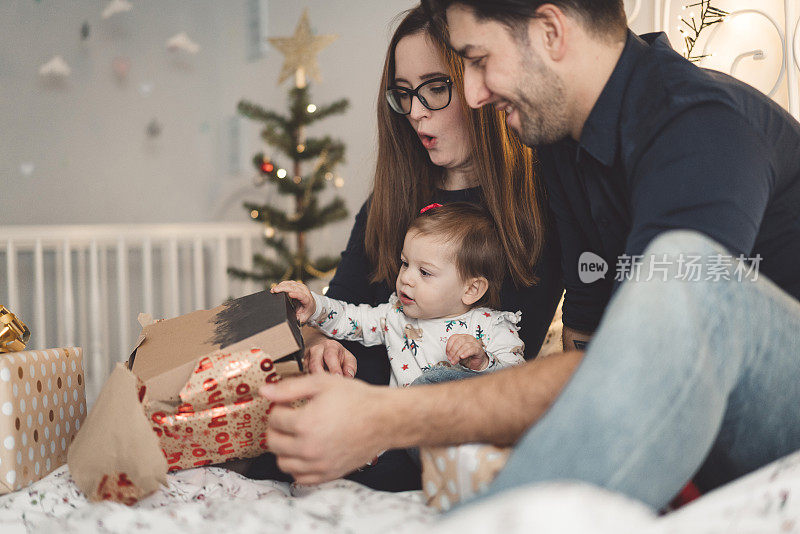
268, 9, 338, 88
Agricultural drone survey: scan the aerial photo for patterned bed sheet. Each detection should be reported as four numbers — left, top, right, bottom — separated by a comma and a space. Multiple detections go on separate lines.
0, 466, 435, 533
2, 448, 800, 533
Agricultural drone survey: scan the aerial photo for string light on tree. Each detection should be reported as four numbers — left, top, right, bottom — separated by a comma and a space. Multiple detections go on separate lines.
307, 104, 317, 113
264, 226, 276, 238
334, 176, 345, 188
276, 168, 287, 179
678, 0, 728, 62
250, 209, 260, 219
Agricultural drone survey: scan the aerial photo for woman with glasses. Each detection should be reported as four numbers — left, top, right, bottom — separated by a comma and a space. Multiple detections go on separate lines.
293, 5, 563, 491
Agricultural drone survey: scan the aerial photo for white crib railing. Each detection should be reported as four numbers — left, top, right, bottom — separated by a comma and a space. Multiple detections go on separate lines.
1, 222, 263, 403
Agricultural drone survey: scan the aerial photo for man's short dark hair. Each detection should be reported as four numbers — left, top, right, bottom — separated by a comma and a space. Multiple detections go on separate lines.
422, 0, 627, 41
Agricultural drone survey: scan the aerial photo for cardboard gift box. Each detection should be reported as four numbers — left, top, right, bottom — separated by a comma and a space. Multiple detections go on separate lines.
0, 347, 86, 494
67, 290, 304, 504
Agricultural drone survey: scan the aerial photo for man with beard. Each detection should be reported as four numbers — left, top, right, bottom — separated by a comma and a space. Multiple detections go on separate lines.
259, 0, 800, 510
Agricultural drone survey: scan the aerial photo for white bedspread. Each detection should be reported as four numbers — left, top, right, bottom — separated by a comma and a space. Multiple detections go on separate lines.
2, 449, 800, 533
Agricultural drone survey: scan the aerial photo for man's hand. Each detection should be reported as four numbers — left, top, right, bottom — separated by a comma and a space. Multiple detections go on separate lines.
303, 333, 357, 377
260, 374, 384, 484
446, 333, 489, 370
260, 351, 585, 484
272, 281, 316, 323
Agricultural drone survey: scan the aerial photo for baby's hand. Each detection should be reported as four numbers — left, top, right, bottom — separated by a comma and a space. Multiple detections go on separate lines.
445, 334, 489, 371
271, 281, 316, 323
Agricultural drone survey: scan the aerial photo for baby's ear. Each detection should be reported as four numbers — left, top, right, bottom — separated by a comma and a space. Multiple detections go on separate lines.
462, 277, 489, 307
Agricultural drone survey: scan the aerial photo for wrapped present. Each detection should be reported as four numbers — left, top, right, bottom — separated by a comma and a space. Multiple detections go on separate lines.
148, 348, 295, 471
68, 290, 303, 504
0, 347, 86, 494
421, 443, 511, 511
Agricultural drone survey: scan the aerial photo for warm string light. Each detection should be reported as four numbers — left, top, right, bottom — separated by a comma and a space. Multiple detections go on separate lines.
677, 0, 727, 62
296, 144, 306, 153
250, 209, 260, 219
276, 168, 287, 179
324, 172, 333, 181
307, 104, 317, 113
334, 176, 345, 188
264, 226, 276, 238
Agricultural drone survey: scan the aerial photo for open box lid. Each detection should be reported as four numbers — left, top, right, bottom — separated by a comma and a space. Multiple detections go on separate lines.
130, 291, 303, 401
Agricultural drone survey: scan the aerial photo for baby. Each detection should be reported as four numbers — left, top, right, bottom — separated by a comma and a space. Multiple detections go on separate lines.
272, 202, 525, 387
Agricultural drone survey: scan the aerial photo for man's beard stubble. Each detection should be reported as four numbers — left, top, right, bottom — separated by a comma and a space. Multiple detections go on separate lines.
511, 50, 570, 147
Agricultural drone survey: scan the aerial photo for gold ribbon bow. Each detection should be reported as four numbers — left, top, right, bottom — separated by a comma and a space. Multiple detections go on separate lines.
0, 305, 30, 353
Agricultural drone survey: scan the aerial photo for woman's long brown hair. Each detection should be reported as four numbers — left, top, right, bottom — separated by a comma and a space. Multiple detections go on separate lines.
365, 6, 546, 289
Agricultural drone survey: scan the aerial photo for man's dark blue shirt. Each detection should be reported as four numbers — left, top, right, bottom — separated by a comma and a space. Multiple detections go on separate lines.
539, 31, 800, 333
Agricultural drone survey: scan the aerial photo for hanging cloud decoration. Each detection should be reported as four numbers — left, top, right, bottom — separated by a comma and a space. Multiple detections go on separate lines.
39, 55, 71, 77
166, 32, 200, 54
101, 0, 132, 20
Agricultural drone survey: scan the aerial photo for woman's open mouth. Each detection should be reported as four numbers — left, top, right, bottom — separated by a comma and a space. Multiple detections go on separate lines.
418, 133, 437, 150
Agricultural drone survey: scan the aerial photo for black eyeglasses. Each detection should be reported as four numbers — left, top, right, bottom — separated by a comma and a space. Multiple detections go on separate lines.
385, 77, 453, 115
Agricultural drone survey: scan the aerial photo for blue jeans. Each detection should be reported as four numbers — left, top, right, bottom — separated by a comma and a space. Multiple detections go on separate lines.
412, 364, 485, 385
483, 230, 800, 510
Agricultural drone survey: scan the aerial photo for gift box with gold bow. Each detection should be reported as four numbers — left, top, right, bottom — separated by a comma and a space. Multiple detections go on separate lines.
0, 306, 86, 494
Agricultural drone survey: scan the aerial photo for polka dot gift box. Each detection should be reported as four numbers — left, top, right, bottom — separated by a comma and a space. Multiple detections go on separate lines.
0, 347, 86, 494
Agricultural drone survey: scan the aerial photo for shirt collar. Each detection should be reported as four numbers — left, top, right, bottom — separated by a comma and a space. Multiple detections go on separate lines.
577, 31, 651, 167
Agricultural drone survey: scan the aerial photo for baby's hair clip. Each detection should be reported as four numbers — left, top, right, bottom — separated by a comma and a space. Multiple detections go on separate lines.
419, 203, 442, 214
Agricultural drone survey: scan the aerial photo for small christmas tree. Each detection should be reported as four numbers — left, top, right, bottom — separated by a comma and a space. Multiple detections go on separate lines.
229, 10, 349, 286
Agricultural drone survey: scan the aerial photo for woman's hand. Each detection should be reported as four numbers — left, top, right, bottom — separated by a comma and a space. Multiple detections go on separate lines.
446, 334, 489, 371
271, 281, 316, 323
302, 326, 357, 378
